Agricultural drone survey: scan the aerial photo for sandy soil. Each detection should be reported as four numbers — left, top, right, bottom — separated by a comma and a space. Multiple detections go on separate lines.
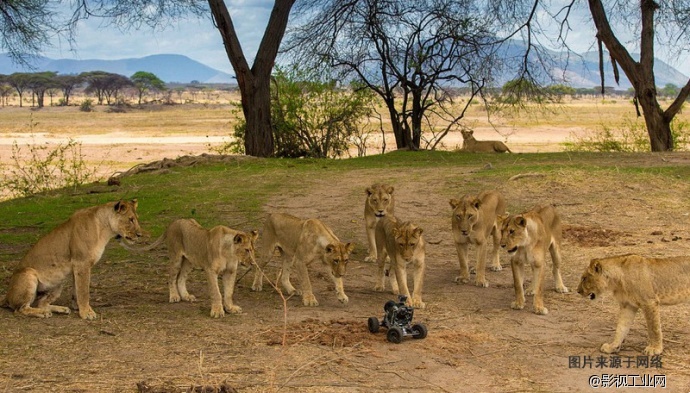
1, 133, 689, 392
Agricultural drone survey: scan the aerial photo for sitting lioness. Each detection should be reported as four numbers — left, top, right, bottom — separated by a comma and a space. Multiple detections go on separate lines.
500, 205, 568, 315
364, 183, 395, 262
578, 254, 690, 355
125, 219, 258, 318
0, 200, 142, 319
450, 190, 506, 287
251, 213, 354, 307
461, 129, 511, 153
375, 216, 426, 309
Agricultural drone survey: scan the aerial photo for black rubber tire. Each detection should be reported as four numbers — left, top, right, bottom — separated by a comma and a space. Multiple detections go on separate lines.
411, 323, 428, 339
368, 317, 380, 333
386, 326, 403, 344
384, 300, 396, 312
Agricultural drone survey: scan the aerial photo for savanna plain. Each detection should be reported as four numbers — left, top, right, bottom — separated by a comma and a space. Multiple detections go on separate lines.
1, 94, 690, 392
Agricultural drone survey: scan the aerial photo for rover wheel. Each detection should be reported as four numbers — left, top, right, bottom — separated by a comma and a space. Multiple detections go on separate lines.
386, 326, 403, 344
368, 317, 380, 333
384, 300, 396, 312
411, 323, 428, 339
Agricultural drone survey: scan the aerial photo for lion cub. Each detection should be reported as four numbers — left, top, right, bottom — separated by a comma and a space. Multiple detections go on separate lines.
578, 254, 690, 355
450, 190, 506, 287
251, 213, 354, 307
0, 200, 142, 319
374, 216, 426, 309
364, 183, 395, 262
500, 205, 568, 315
128, 219, 258, 318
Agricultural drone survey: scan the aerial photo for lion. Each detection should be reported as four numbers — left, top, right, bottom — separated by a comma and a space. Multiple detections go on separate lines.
500, 205, 568, 315
577, 254, 690, 355
251, 213, 354, 307
374, 216, 426, 309
450, 190, 506, 287
364, 183, 395, 262
0, 200, 142, 319
461, 129, 511, 153
124, 218, 258, 318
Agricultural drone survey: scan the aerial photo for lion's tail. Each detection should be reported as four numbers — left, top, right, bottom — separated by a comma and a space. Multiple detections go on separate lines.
119, 232, 166, 253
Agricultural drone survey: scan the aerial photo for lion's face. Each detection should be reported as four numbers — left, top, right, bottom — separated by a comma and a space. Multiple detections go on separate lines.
233, 230, 259, 267
392, 224, 423, 262
450, 196, 481, 237
366, 184, 394, 218
461, 129, 473, 140
324, 242, 354, 278
577, 260, 608, 300
112, 199, 142, 241
500, 215, 528, 254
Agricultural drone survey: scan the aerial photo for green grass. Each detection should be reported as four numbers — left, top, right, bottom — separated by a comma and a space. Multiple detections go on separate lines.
0, 150, 686, 262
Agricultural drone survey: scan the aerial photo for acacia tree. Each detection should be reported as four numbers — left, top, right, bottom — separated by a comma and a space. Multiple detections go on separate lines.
289, 0, 502, 150
7, 72, 32, 107
27, 71, 57, 108
55, 74, 84, 105
131, 71, 166, 104
4, 1, 296, 157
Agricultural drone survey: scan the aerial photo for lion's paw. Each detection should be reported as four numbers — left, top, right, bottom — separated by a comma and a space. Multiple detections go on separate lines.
556, 285, 570, 294
79, 307, 97, 320
337, 293, 349, 304
364, 254, 376, 263
454, 276, 470, 284
489, 264, 503, 272
410, 299, 425, 309
182, 294, 197, 302
533, 306, 549, 315
644, 345, 663, 356
251, 283, 263, 292
510, 301, 524, 310
169, 294, 181, 303
374, 284, 386, 292
225, 305, 242, 314
474, 279, 489, 288
600, 343, 620, 354
210, 305, 225, 318
302, 294, 319, 307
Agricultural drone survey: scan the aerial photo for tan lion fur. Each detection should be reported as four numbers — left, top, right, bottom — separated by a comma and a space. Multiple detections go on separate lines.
461, 129, 512, 153
450, 190, 506, 287
577, 254, 690, 355
124, 218, 257, 318
251, 213, 354, 307
0, 200, 142, 319
500, 205, 568, 315
374, 216, 426, 309
364, 183, 395, 262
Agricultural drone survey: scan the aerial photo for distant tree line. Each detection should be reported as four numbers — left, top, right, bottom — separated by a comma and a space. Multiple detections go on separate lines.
0, 70, 171, 108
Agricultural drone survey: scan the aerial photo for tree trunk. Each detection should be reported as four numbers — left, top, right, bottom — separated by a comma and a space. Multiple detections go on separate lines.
587, 0, 675, 151
208, 0, 295, 157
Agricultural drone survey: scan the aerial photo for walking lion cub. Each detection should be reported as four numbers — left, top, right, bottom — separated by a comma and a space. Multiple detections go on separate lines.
578, 254, 690, 355
375, 216, 426, 309
364, 183, 395, 262
450, 190, 506, 287
125, 218, 258, 318
251, 213, 354, 307
500, 205, 568, 315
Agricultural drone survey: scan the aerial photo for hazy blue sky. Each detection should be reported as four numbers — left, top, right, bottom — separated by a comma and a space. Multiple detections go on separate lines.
42, 2, 690, 79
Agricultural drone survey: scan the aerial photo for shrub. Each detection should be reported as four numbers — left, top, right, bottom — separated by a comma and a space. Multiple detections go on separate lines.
80, 99, 94, 112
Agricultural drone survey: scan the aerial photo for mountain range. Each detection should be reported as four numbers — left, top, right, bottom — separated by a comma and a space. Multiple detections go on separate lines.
0, 54, 235, 84
0, 49, 687, 89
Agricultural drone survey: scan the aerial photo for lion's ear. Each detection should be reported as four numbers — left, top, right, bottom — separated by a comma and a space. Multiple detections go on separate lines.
114, 200, 127, 213
249, 230, 259, 242
449, 199, 460, 209
385, 185, 394, 195
496, 215, 507, 225
516, 216, 527, 227
473, 198, 482, 209
131, 199, 138, 210
593, 261, 602, 274
365, 187, 374, 196
344, 242, 355, 254
325, 244, 336, 253
233, 234, 245, 244
413, 226, 423, 237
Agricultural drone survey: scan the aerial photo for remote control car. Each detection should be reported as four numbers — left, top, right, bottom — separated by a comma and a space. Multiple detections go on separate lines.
368, 295, 428, 343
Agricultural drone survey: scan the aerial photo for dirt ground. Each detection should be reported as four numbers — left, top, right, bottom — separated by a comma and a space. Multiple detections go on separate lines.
1, 146, 690, 392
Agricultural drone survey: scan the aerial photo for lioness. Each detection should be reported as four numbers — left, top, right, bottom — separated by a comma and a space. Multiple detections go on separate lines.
251, 213, 354, 307
375, 216, 426, 309
461, 129, 511, 153
578, 254, 690, 355
500, 205, 568, 315
125, 219, 257, 318
450, 190, 506, 287
0, 200, 142, 319
364, 183, 395, 262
